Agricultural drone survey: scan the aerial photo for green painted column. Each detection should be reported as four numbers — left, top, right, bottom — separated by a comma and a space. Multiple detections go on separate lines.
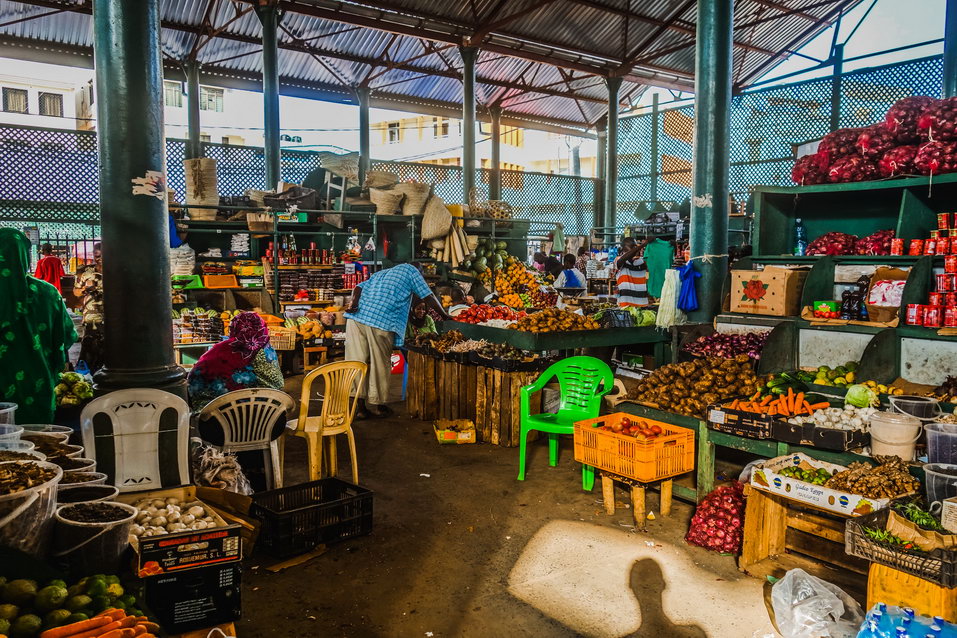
829, 43, 844, 132
689, 0, 733, 322
604, 77, 622, 229
650, 93, 660, 203
946, 0, 957, 97
595, 118, 607, 229
92, 0, 184, 394
185, 60, 202, 159
460, 46, 477, 203
357, 86, 371, 187
489, 105, 502, 200
256, 3, 281, 190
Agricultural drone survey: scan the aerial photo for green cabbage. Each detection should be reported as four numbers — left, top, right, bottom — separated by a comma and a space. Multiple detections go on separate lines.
845, 384, 878, 408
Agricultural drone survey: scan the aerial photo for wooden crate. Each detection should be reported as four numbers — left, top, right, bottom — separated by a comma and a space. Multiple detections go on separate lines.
740, 484, 868, 600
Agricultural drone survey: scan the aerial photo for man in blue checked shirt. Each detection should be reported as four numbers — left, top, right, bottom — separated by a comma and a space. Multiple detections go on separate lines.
345, 264, 450, 418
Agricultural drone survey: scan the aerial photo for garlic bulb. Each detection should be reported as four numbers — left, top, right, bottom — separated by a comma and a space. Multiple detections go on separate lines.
187, 505, 205, 518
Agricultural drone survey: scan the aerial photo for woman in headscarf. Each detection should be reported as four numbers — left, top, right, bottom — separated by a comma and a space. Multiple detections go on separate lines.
187, 312, 284, 411
0, 228, 77, 423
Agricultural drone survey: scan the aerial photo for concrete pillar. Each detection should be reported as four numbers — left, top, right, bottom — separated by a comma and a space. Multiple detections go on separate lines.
689, 0, 733, 322
460, 46, 478, 203
604, 77, 622, 229
185, 60, 202, 159
91, 0, 184, 394
595, 119, 607, 229
489, 105, 502, 200
256, 3, 281, 190
357, 86, 371, 187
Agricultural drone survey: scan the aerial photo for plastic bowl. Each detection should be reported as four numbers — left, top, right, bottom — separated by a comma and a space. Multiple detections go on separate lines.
0, 403, 16, 425
21, 431, 69, 444
0, 424, 23, 445
56, 484, 119, 505
923, 462, 957, 505
59, 444, 85, 459
49, 457, 95, 472
19, 424, 73, 435
57, 471, 107, 490
0, 439, 33, 452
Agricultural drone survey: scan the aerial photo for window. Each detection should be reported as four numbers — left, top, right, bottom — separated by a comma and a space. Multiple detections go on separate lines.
387, 122, 401, 144
221, 137, 230, 144
200, 134, 211, 142
502, 126, 523, 147
2, 87, 27, 113
199, 86, 224, 112
432, 117, 449, 138
38, 92, 64, 117
164, 81, 182, 108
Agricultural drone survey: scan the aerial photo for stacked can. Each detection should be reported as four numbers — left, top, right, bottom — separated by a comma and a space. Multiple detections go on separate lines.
910, 251, 957, 326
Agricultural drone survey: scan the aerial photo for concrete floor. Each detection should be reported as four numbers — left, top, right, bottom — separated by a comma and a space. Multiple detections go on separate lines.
240, 380, 780, 638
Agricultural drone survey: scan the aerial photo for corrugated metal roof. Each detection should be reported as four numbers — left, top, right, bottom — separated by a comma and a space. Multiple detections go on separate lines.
0, 0, 860, 133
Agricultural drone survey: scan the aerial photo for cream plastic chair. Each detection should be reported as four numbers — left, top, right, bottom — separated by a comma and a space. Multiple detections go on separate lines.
286, 360, 366, 484
198, 388, 296, 489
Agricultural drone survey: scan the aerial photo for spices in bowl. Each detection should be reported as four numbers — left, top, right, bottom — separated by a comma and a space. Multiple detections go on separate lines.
0, 461, 59, 494
59, 502, 131, 523
48, 456, 95, 471
60, 471, 105, 485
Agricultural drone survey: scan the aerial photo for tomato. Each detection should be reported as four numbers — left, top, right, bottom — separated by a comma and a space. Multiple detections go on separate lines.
620, 417, 632, 429
650, 424, 663, 435
640, 428, 654, 438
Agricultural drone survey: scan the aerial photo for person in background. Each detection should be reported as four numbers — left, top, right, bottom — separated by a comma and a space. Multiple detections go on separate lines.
405, 297, 437, 340
34, 243, 65, 294
0, 229, 77, 424
187, 312, 284, 411
447, 286, 470, 317
533, 252, 562, 279
346, 263, 450, 418
575, 246, 590, 274
74, 242, 104, 371
554, 253, 586, 289
616, 236, 650, 307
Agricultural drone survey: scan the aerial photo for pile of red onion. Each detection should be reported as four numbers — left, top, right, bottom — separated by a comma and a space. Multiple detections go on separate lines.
918, 97, 957, 141
791, 153, 827, 185
878, 145, 919, 177
855, 229, 895, 255
683, 331, 769, 360
914, 140, 957, 175
685, 482, 746, 554
828, 155, 878, 183
857, 124, 896, 159
806, 231, 858, 256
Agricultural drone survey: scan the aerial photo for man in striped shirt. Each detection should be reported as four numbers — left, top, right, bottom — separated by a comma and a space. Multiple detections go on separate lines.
615, 237, 650, 307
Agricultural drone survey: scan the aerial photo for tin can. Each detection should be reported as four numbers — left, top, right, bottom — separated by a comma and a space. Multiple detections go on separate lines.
938, 273, 954, 291
946, 292, 957, 306
925, 305, 944, 328
940, 213, 952, 230
906, 303, 923, 325
931, 230, 942, 239
926, 239, 938, 255
909, 239, 925, 255
930, 292, 944, 306
948, 256, 957, 274
939, 237, 951, 254
950, 229, 957, 238
946, 307, 957, 328
890, 238, 905, 255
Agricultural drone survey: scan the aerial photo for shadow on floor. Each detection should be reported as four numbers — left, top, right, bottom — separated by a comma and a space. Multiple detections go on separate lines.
626, 558, 706, 638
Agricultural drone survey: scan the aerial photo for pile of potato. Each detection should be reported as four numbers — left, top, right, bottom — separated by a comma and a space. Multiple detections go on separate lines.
627, 355, 761, 417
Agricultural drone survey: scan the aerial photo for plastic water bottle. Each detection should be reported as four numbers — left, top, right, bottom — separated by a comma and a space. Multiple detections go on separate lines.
794, 217, 808, 256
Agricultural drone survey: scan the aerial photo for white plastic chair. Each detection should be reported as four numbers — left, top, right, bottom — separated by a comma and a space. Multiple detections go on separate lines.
198, 388, 296, 489
80, 389, 190, 493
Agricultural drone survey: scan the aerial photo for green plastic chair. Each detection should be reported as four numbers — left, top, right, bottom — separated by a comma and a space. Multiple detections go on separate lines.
517, 356, 614, 490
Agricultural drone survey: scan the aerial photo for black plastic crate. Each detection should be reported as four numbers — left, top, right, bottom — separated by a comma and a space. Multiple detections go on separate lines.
845, 508, 957, 588
772, 420, 870, 451
706, 403, 774, 439
250, 478, 373, 558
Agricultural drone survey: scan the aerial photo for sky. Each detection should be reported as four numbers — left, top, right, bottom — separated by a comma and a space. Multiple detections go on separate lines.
0, 0, 945, 155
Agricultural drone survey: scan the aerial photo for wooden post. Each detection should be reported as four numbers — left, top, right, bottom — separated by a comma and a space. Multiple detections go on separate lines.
632, 485, 646, 530
696, 421, 715, 500
660, 479, 673, 516
602, 476, 615, 515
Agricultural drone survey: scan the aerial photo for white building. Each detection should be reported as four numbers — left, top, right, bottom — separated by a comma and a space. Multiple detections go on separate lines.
0, 72, 78, 129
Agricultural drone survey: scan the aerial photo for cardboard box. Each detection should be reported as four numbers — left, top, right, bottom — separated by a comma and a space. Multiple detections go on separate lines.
730, 266, 809, 316
750, 453, 897, 516
144, 562, 241, 635
433, 419, 476, 444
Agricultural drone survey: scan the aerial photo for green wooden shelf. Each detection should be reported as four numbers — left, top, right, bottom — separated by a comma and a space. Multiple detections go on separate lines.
438, 321, 668, 351
755, 172, 957, 195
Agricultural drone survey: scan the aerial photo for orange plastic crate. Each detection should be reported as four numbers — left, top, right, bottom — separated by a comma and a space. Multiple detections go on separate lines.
573, 412, 695, 483
203, 274, 239, 289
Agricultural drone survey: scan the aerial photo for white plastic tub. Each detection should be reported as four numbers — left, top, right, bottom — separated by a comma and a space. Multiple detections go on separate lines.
0, 403, 16, 424
869, 411, 922, 461
0, 424, 23, 446
0, 460, 63, 556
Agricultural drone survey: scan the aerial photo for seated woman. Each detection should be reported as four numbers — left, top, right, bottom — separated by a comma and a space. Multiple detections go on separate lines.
187, 312, 284, 411
553, 253, 586, 289
405, 296, 437, 341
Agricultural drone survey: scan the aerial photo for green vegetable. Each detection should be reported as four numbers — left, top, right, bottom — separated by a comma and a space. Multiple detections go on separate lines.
845, 384, 879, 408
893, 501, 946, 532
862, 526, 920, 551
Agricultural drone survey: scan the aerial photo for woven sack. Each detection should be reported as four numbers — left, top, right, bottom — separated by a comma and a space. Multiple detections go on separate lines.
245, 188, 274, 207
393, 183, 432, 216
421, 194, 452, 240
364, 170, 399, 189
369, 187, 403, 215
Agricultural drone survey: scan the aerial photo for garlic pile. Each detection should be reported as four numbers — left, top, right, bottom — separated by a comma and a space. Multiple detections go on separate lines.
129, 497, 219, 538
786, 405, 877, 431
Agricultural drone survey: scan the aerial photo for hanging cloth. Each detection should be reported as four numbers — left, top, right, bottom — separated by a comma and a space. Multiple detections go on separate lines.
677, 262, 702, 313
655, 269, 685, 329
643, 238, 674, 299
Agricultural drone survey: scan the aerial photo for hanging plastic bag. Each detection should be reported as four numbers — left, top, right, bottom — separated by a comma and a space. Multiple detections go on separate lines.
551, 224, 566, 255
770, 569, 863, 638
677, 262, 701, 313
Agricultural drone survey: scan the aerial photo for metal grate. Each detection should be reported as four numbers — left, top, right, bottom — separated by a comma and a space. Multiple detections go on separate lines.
617, 55, 945, 216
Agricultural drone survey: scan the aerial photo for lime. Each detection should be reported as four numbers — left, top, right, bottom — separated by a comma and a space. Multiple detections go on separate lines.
118, 595, 135, 608
85, 580, 107, 597
0, 618, 8, 635
104, 576, 120, 586
91, 595, 110, 613
105, 583, 123, 599
9, 613, 42, 638
65, 595, 92, 612
65, 612, 88, 624
46, 580, 67, 590
3, 580, 37, 607
43, 609, 72, 629
35, 586, 68, 613
0, 604, 17, 620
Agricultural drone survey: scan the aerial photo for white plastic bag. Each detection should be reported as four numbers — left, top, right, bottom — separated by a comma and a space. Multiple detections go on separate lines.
770, 569, 863, 638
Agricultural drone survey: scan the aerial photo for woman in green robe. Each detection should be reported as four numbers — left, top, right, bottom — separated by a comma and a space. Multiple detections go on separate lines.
0, 228, 77, 424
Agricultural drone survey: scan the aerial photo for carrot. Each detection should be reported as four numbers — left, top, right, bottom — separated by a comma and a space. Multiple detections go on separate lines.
803, 400, 812, 415
759, 395, 772, 406
729, 399, 739, 410
71, 617, 137, 638
131, 627, 146, 637
96, 610, 126, 621
40, 617, 111, 638
99, 630, 135, 638
808, 402, 830, 411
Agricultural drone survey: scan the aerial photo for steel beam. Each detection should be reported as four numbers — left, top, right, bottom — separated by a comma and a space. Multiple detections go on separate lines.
603, 77, 621, 229
489, 105, 502, 200
461, 46, 478, 204
946, 0, 957, 97
650, 93, 659, 203
595, 118, 606, 228
689, 0, 733, 322
357, 85, 371, 186
829, 43, 844, 131
185, 60, 202, 159
91, 0, 184, 394
256, 3, 282, 190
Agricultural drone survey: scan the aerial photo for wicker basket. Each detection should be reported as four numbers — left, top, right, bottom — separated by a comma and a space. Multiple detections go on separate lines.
393, 182, 431, 216
246, 212, 273, 233
268, 327, 297, 351
369, 187, 403, 215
